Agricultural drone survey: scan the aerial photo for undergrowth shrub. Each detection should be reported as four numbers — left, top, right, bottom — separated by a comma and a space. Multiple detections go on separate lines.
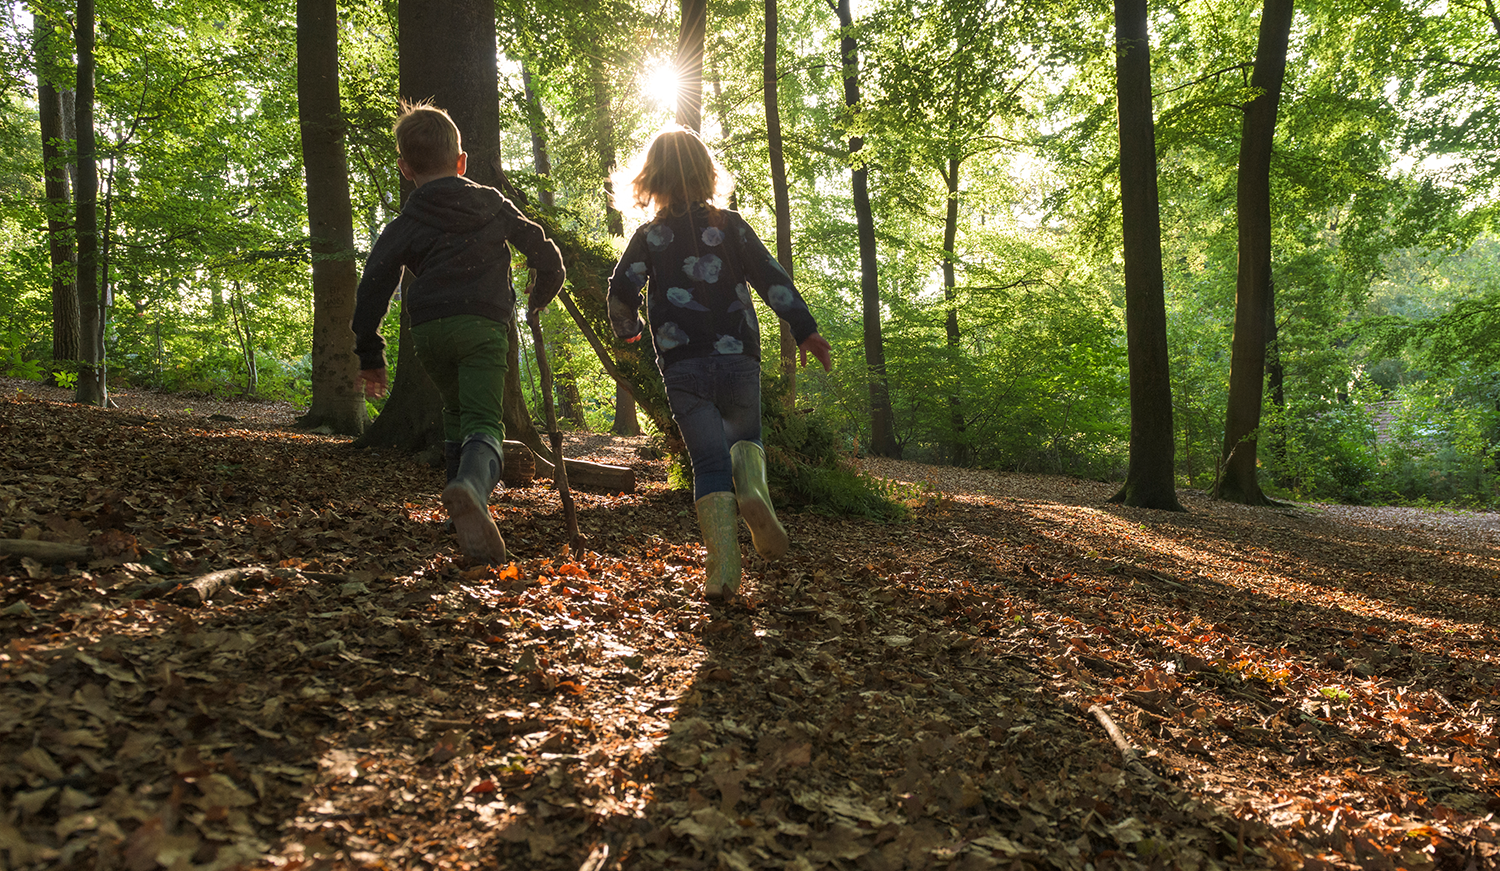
762, 376, 906, 521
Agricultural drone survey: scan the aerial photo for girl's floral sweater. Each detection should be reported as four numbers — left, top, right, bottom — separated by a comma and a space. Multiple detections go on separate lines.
606, 203, 820, 370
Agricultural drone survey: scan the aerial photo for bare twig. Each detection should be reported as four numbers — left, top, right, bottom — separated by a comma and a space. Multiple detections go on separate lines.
1089, 704, 1162, 783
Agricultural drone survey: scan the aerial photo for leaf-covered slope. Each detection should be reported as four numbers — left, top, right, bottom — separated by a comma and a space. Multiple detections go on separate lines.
2, 387, 1499, 869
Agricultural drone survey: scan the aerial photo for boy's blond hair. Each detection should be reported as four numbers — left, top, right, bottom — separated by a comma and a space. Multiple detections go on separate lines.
394, 99, 461, 176
626, 127, 733, 213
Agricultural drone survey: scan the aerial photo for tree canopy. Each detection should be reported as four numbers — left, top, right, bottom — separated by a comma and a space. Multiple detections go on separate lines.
0, 0, 1496, 505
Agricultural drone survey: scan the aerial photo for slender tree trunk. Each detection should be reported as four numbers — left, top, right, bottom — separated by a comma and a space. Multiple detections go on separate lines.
1107, 0, 1183, 511
765, 0, 798, 403
942, 156, 967, 466
553, 340, 585, 427
835, 0, 898, 457
1214, 0, 1294, 506
591, 60, 625, 238
296, 0, 367, 435
1264, 278, 1285, 465
520, 61, 585, 427
676, 0, 706, 132
74, 0, 105, 407
36, 17, 78, 383
521, 62, 554, 209
589, 56, 639, 436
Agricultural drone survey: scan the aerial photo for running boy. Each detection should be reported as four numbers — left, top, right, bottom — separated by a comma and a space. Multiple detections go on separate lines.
351, 100, 565, 565
607, 127, 833, 603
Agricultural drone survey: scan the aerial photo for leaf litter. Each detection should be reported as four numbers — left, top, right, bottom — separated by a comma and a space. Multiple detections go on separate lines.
2, 383, 1499, 870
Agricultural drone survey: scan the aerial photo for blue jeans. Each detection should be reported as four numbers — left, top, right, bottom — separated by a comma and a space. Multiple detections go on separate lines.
411, 314, 509, 444
663, 355, 762, 499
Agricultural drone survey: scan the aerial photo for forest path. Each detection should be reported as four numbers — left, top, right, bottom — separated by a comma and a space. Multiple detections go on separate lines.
2, 379, 1498, 870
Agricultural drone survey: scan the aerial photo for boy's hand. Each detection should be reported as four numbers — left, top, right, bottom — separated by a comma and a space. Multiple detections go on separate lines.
359, 368, 388, 398
798, 333, 833, 372
526, 269, 566, 314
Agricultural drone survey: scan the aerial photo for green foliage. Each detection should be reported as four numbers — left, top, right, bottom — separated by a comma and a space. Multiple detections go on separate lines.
1372, 376, 1500, 507
1260, 395, 1380, 504
763, 375, 906, 521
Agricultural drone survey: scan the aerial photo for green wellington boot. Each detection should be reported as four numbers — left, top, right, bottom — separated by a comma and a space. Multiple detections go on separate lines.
694, 491, 742, 602
730, 441, 789, 560
442, 434, 508, 564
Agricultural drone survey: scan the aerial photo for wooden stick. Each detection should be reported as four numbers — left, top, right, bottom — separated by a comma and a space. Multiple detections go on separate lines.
527, 304, 583, 552
1088, 704, 1161, 782
0, 539, 93, 562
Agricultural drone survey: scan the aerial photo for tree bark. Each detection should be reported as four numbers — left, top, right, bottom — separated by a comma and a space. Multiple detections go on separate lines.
835, 0, 898, 458
296, 0, 367, 435
35, 16, 79, 383
365, 0, 545, 459
1107, 0, 1183, 511
590, 59, 625, 238
521, 62, 554, 209
587, 59, 638, 435
676, 0, 706, 132
74, 0, 105, 407
942, 156, 967, 466
765, 0, 799, 403
1214, 0, 1294, 506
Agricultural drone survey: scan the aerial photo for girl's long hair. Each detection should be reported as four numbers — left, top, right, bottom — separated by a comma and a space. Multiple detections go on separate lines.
617, 126, 734, 217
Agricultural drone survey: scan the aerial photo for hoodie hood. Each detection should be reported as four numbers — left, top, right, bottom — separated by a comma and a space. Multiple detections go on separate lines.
401, 176, 504, 234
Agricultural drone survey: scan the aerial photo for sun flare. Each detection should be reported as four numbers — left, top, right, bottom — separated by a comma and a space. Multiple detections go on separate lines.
642, 64, 680, 109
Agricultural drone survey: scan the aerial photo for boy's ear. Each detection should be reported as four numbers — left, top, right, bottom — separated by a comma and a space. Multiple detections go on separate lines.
397, 158, 416, 181
456, 152, 468, 177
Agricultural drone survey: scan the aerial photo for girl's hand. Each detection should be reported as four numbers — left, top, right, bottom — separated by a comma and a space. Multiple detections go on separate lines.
799, 333, 833, 372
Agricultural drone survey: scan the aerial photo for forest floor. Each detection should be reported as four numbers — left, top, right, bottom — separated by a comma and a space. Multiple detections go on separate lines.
2, 378, 1500, 871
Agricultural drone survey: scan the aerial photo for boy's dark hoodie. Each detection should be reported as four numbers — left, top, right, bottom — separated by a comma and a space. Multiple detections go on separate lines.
351, 175, 564, 371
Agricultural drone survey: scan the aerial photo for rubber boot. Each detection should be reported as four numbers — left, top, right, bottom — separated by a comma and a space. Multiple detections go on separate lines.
694, 491, 741, 603
442, 434, 508, 564
730, 441, 789, 560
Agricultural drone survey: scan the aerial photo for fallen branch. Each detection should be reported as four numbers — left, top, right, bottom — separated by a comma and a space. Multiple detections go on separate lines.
1088, 704, 1162, 783
132, 566, 280, 607
0, 539, 93, 562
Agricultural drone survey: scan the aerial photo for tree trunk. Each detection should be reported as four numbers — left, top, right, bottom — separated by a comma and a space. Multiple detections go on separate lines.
836, 0, 898, 458
521, 62, 554, 209
588, 58, 639, 436
765, 0, 798, 403
942, 156, 967, 466
1214, 0, 1294, 506
367, 0, 545, 459
676, 0, 706, 132
35, 16, 78, 384
591, 59, 625, 238
296, 0, 367, 434
74, 0, 105, 407
354, 292, 444, 454
1107, 0, 1183, 511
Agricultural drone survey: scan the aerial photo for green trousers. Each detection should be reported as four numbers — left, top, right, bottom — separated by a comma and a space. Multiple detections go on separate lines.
410, 314, 509, 445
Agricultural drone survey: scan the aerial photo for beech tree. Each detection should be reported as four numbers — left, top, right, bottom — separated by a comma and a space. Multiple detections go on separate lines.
1214, 0, 1295, 506
833, 0, 899, 458
296, 0, 367, 436
763, 0, 799, 399
1108, 0, 1183, 511
33, 10, 77, 384
73, 0, 104, 406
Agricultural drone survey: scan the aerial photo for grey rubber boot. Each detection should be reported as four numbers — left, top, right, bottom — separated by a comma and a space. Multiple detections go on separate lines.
694, 491, 741, 603
442, 434, 508, 564
731, 441, 789, 560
